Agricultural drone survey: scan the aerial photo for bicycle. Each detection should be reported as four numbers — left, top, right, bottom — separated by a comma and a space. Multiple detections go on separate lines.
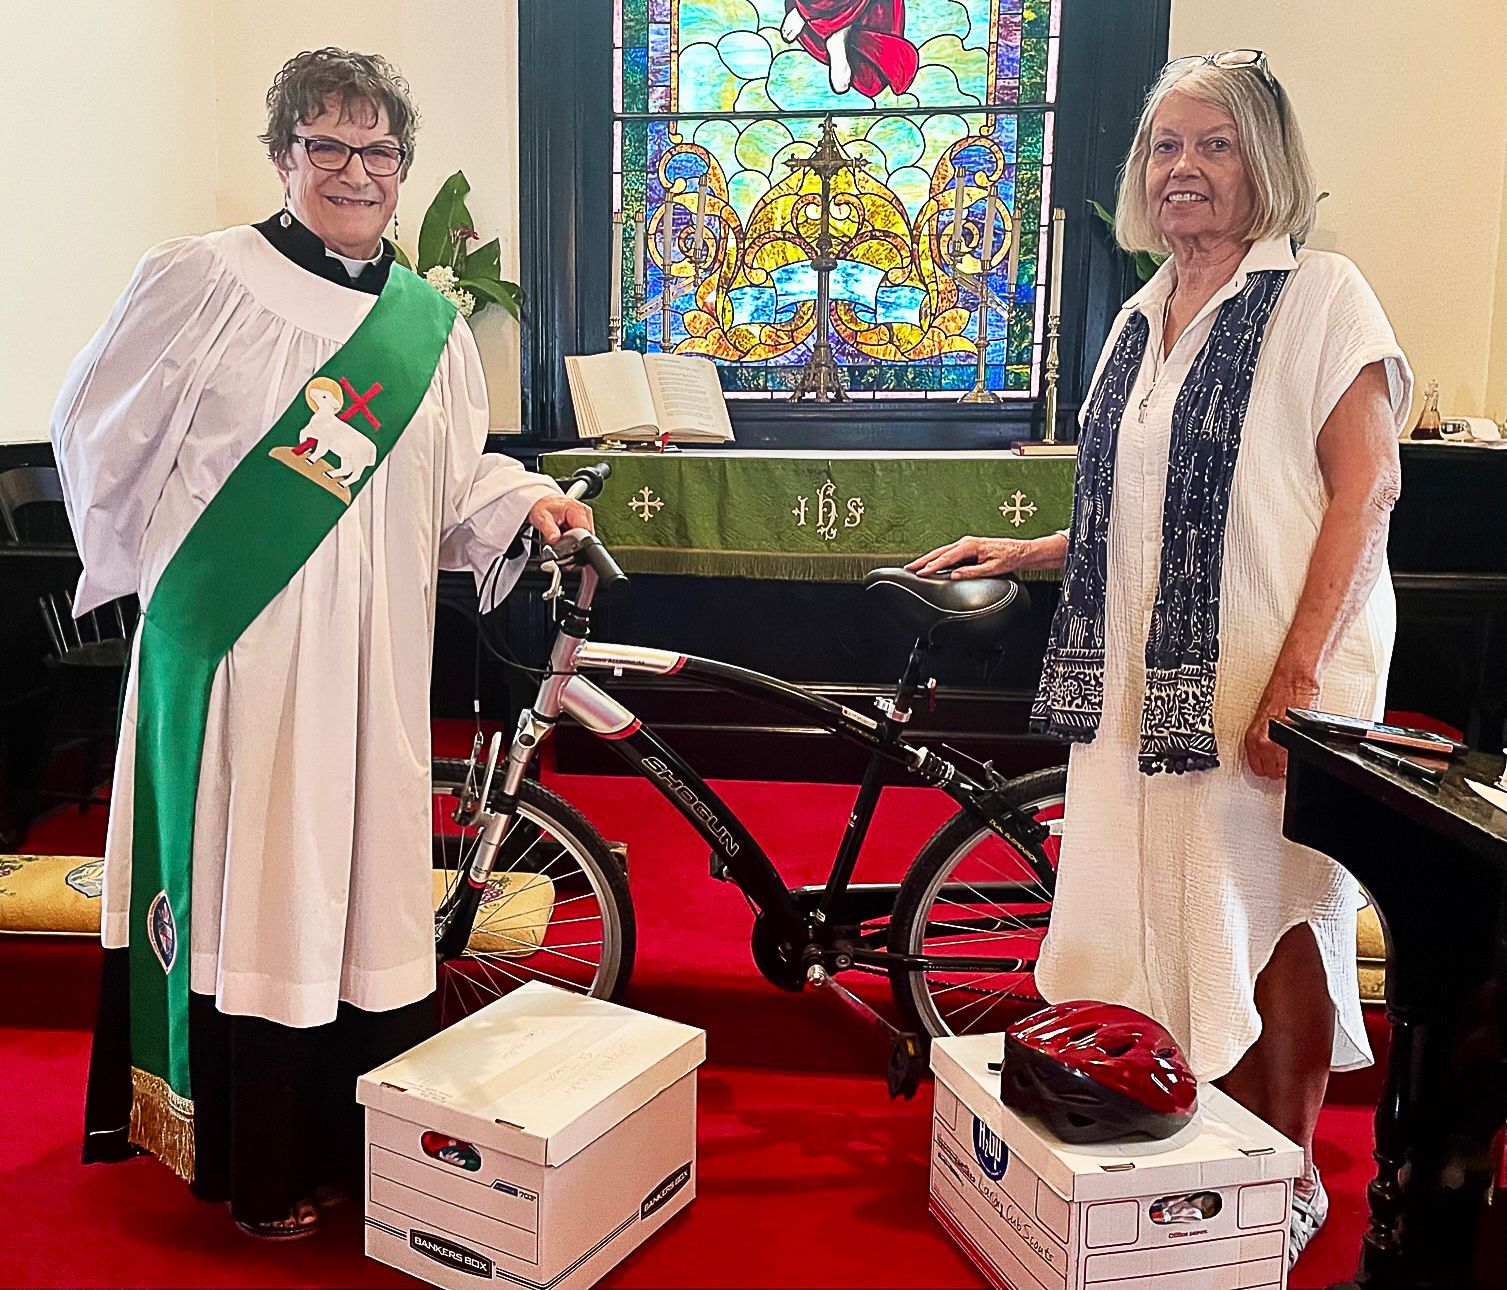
430, 463, 1065, 1097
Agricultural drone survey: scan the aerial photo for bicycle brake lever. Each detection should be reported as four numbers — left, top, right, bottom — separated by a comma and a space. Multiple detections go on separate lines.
540, 558, 564, 601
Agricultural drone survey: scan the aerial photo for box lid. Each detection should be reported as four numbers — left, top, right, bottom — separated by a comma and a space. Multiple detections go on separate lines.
931, 1033, 1303, 1202
357, 982, 706, 1167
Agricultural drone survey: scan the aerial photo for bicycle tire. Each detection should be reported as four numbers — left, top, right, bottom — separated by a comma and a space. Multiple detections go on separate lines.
431, 761, 636, 1013
887, 765, 1066, 1042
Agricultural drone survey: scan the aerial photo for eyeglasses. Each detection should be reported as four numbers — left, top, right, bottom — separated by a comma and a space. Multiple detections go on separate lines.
291, 134, 407, 177
1162, 49, 1280, 102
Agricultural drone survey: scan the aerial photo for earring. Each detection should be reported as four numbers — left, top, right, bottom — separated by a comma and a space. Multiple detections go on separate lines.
392, 213, 400, 242
279, 202, 292, 230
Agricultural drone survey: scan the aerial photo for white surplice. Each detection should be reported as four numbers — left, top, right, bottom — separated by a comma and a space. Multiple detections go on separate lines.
1035, 236, 1413, 1081
52, 226, 562, 1027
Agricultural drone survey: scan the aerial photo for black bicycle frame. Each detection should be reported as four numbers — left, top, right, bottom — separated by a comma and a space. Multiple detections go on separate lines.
552, 643, 1053, 949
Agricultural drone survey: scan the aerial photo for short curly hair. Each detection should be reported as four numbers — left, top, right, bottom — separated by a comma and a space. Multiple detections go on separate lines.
261, 48, 419, 177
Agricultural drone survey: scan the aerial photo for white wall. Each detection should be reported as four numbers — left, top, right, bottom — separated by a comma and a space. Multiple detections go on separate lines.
1171, 0, 1507, 423
0, 0, 522, 446
1, 2, 219, 443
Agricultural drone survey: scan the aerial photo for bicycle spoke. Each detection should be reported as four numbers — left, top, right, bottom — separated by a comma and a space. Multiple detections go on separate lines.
896, 783, 1064, 1040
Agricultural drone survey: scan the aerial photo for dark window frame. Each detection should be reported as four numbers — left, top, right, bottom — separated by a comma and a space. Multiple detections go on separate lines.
517, 0, 1169, 451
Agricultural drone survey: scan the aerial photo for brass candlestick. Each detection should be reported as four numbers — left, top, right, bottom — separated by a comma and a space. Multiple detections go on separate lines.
628, 180, 716, 354
1042, 311, 1061, 441
959, 183, 1004, 405
785, 116, 865, 403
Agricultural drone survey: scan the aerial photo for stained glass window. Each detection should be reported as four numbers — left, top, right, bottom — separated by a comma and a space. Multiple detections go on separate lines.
612, 0, 1061, 399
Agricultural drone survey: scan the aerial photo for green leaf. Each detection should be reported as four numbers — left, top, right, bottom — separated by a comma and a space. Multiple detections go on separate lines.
417, 170, 474, 274
468, 238, 501, 281
459, 276, 524, 320
1088, 198, 1117, 234
390, 241, 413, 271
1133, 251, 1164, 283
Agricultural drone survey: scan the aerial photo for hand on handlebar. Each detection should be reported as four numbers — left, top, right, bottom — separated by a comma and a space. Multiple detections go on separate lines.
907, 535, 1038, 580
527, 493, 594, 545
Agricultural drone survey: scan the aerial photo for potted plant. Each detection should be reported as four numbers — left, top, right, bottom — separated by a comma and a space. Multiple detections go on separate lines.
395, 170, 523, 321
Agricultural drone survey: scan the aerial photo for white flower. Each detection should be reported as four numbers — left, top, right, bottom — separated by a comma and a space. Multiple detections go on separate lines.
424, 264, 477, 317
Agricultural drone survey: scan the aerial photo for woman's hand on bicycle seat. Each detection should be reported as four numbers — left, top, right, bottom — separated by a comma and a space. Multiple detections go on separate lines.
907, 535, 1053, 580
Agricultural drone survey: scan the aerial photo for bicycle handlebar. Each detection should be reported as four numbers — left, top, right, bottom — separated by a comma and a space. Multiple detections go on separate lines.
564, 462, 612, 501
575, 531, 628, 591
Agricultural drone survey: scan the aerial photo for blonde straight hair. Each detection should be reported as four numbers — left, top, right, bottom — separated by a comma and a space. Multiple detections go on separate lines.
1114, 59, 1317, 255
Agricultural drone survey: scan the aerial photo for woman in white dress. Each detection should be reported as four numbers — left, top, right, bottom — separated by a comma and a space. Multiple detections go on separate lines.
911, 52, 1410, 1265
58, 49, 590, 1239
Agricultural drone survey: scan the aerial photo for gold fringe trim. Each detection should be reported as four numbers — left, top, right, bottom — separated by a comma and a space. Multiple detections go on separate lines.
129, 1067, 196, 1182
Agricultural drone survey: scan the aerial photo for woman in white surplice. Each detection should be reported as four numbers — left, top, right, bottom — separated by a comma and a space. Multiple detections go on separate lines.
912, 54, 1409, 1267
55, 49, 590, 1238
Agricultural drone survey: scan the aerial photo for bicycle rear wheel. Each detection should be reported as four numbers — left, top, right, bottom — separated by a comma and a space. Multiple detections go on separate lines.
431, 761, 636, 1018
887, 765, 1066, 1041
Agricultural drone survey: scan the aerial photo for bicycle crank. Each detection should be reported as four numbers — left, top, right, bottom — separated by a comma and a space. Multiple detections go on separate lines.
806, 965, 927, 1100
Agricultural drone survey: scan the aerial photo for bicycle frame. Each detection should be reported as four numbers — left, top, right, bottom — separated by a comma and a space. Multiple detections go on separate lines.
454, 559, 1056, 981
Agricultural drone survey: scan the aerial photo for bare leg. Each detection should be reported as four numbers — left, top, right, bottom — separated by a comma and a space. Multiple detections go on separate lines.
1217, 921, 1333, 1198
826, 25, 853, 93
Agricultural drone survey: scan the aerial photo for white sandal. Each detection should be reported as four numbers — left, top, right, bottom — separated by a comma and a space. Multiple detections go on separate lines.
1288, 1168, 1329, 1269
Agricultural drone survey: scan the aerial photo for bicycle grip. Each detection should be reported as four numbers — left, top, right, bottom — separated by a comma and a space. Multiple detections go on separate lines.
565, 462, 613, 500
577, 532, 628, 591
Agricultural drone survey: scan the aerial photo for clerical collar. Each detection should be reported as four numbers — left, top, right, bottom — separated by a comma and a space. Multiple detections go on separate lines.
253, 210, 395, 295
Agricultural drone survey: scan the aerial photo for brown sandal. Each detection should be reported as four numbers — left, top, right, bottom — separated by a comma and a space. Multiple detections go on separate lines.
234, 1198, 319, 1241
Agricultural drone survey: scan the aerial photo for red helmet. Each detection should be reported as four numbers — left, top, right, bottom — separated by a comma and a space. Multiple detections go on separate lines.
998, 1001, 1198, 1144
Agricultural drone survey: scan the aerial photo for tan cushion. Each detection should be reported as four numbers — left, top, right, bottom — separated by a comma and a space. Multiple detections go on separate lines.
1355, 901, 1387, 1003
431, 870, 555, 956
0, 855, 103, 935
0, 853, 558, 956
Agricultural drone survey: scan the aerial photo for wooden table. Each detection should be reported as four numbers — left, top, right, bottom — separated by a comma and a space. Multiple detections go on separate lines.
1273, 723, 1507, 1289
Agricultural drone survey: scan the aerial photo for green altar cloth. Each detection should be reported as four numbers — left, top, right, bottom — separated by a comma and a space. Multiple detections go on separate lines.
541, 448, 1075, 581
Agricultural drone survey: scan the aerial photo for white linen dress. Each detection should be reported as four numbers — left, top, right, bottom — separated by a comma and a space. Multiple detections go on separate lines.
1034, 235, 1413, 1080
52, 226, 562, 1028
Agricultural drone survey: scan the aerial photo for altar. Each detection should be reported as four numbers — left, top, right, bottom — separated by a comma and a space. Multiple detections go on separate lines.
539, 448, 1076, 581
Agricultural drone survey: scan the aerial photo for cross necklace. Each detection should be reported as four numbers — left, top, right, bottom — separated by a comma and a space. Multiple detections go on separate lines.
1138, 294, 1175, 424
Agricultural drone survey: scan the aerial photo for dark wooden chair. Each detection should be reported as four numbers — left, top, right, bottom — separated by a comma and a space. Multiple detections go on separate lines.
0, 465, 72, 544
0, 466, 133, 817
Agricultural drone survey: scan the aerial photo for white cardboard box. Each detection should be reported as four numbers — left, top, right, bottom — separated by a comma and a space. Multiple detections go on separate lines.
930, 1033, 1303, 1290
357, 982, 706, 1290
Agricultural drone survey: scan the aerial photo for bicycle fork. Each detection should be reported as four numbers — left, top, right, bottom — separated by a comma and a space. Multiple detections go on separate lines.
435, 637, 639, 958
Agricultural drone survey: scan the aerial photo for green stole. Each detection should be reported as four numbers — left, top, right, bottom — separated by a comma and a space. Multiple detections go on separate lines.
127, 266, 455, 1178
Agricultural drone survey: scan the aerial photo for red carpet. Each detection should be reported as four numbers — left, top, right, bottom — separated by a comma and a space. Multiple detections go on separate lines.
2, 745, 1379, 1288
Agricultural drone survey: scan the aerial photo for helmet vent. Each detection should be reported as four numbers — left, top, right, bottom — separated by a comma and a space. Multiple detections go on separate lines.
1101, 1040, 1134, 1057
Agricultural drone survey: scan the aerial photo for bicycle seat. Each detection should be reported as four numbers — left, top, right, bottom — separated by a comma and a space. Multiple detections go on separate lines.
862, 568, 1027, 647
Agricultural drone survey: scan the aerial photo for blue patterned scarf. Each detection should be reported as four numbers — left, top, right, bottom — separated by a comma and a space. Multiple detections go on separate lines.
1031, 269, 1291, 774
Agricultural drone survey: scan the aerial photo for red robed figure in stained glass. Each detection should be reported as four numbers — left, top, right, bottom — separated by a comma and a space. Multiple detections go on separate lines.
782, 0, 921, 97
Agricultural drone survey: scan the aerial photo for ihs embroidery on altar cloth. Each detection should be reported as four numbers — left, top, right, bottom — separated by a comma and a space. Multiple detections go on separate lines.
793, 479, 865, 541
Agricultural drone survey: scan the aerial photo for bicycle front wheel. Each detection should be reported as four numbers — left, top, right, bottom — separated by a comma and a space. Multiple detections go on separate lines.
431, 762, 636, 1018
887, 765, 1066, 1041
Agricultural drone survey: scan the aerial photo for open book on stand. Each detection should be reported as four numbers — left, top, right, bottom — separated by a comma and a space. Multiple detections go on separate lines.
566, 351, 734, 445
